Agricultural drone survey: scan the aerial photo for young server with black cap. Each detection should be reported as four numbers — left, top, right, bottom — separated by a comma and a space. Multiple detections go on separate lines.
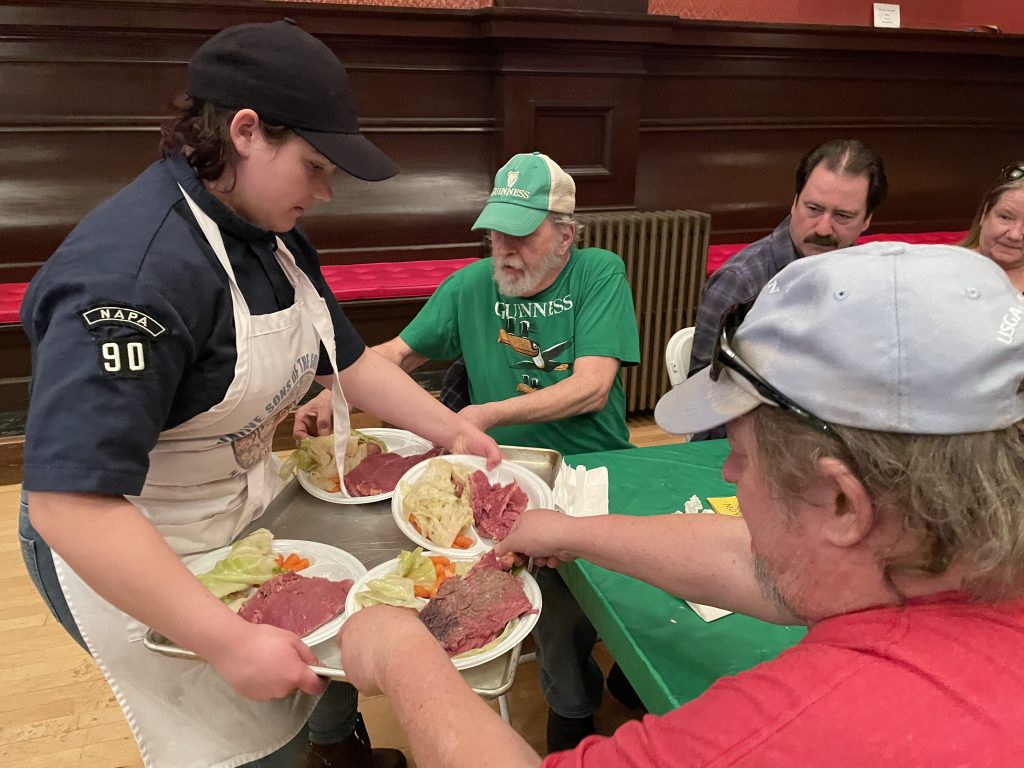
18, 20, 499, 768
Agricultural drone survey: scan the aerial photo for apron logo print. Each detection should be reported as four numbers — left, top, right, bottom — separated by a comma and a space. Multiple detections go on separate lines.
82, 306, 167, 338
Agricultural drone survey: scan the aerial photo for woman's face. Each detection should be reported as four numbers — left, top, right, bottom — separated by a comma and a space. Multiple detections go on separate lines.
225, 115, 336, 233
979, 188, 1024, 272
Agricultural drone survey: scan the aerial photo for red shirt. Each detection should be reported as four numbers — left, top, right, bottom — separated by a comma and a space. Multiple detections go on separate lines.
544, 593, 1024, 767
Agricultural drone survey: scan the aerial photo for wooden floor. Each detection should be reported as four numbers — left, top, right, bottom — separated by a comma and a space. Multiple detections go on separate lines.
0, 417, 684, 767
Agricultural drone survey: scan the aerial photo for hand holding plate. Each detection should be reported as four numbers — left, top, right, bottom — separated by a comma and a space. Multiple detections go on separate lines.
206, 621, 327, 700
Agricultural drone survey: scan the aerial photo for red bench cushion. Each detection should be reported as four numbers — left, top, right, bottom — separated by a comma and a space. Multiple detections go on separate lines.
706, 230, 967, 275
0, 282, 27, 324
0, 258, 479, 325
322, 258, 478, 301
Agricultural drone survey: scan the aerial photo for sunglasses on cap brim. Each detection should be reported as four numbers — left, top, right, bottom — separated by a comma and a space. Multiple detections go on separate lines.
708, 301, 846, 443
1000, 164, 1024, 182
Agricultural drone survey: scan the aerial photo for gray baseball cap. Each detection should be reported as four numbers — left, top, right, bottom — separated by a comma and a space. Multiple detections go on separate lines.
655, 242, 1024, 435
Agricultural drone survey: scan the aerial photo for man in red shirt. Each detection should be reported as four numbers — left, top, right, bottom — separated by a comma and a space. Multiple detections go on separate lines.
338, 242, 1024, 767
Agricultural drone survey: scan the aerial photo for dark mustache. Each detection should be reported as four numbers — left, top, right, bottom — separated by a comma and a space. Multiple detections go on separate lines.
803, 234, 839, 248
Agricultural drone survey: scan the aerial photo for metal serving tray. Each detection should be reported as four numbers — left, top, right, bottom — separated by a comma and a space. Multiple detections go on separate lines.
144, 445, 562, 695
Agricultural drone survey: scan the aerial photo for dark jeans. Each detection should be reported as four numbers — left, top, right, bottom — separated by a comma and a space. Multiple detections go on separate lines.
533, 566, 605, 718
18, 491, 359, 765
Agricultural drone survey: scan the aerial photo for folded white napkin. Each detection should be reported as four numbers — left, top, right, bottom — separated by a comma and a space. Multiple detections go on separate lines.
685, 601, 733, 622
553, 461, 609, 517
675, 495, 733, 623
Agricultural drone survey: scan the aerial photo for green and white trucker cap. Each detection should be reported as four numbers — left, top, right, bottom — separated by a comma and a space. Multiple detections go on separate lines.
655, 242, 1024, 436
472, 152, 575, 236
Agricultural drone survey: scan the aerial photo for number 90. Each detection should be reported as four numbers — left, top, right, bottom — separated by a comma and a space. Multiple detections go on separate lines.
101, 341, 145, 372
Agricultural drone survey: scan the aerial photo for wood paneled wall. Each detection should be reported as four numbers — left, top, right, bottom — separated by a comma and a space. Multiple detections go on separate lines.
649, 0, 1024, 34
3, 1, 1023, 282
1, 0, 1023, 414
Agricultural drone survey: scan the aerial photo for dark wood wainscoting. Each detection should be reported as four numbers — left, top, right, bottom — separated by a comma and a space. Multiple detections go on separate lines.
6, 2, 1021, 280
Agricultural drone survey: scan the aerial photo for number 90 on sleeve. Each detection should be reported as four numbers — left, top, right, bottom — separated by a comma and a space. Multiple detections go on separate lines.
97, 337, 151, 378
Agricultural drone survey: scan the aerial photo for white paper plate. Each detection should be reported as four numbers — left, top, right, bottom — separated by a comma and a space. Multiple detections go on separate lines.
344, 552, 542, 670
297, 428, 434, 505
391, 455, 555, 558
188, 539, 367, 647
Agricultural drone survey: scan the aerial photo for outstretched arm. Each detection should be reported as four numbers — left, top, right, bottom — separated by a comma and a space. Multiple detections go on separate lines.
372, 336, 431, 373
496, 509, 802, 625
336, 348, 501, 466
339, 607, 541, 768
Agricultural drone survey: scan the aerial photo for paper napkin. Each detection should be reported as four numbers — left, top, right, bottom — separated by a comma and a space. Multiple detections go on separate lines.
552, 461, 609, 517
677, 494, 734, 622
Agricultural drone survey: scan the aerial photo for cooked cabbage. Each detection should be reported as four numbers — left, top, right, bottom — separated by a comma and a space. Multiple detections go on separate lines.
197, 528, 278, 599
354, 548, 436, 608
400, 459, 474, 548
279, 430, 388, 492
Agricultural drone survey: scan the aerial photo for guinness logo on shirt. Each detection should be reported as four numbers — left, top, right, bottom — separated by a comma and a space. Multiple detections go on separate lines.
81, 306, 167, 337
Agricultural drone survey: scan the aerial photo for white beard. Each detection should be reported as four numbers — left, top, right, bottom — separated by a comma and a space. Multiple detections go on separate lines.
491, 242, 565, 297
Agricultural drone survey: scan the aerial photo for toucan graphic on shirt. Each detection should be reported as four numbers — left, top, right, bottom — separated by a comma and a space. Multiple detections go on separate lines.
497, 317, 572, 394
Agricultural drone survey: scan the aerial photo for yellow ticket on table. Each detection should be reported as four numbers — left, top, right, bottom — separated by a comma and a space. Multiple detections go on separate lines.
707, 496, 741, 517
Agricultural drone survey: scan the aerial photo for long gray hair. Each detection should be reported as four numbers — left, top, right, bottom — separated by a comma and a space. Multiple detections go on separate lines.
549, 213, 583, 246
749, 406, 1024, 601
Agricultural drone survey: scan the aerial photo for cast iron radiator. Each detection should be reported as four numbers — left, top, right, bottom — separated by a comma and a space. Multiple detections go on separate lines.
576, 210, 711, 413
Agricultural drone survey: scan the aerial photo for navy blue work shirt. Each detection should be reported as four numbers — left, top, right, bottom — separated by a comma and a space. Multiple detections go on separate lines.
21, 153, 365, 496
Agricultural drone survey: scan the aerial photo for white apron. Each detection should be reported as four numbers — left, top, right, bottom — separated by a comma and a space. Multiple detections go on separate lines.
52, 188, 352, 768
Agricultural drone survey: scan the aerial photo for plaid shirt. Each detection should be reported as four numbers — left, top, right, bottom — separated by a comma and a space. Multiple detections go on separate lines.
438, 357, 470, 412
689, 216, 801, 375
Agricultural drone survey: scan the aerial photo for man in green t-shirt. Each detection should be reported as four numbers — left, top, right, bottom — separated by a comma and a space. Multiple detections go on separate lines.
376, 152, 642, 750
377, 153, 640, 458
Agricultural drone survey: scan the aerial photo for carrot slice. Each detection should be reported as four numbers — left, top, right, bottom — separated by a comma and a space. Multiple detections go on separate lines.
452, 535, 474, 549
274, 552, 310, 572
429, 574, 445, 598
413, 584, 432, 599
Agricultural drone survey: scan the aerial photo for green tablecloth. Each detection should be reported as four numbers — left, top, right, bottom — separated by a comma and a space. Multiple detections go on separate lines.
562, 440, 806, 715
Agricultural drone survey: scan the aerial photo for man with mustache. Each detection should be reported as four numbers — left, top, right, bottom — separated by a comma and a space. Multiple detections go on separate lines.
687, 140, 888, 408
297, 152, 641, 751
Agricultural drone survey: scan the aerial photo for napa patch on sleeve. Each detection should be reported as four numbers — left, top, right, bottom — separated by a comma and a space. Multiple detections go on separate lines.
81, 305, 167, 338
80, 304, 165, 377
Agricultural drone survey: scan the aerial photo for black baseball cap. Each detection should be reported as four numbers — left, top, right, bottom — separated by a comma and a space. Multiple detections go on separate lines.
187, 19, 397, 182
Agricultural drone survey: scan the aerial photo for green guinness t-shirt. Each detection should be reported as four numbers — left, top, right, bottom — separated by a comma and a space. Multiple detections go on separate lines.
401, 246, 640, 456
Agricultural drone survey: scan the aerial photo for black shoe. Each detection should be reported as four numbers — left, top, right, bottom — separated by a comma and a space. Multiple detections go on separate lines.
302, 714, 407, 768
546, 710, 596, 753
607, 662, 645, 711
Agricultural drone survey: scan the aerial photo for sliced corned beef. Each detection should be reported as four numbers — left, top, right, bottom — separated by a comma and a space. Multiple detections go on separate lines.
344, 446, 444, 496
418, 551, 535, 656
469, 470, 528, 542
238, 571, 353, 636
